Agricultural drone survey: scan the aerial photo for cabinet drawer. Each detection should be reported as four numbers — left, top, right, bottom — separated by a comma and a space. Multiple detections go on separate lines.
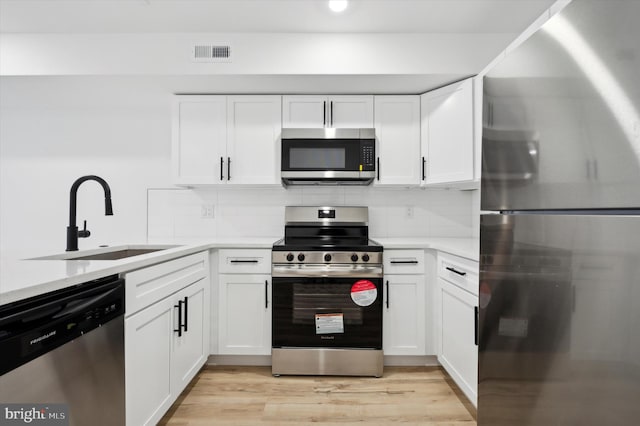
125, 252, 208, 316
383, 250, 425, 274
218, 249, 271, 274
438, 252, 478, 296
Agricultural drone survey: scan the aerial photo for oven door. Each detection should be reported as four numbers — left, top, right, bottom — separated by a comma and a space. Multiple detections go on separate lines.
272, 276, 383, 349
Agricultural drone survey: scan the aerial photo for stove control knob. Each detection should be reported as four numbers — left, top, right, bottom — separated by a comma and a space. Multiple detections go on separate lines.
324, 254, 332, 262
297, 253, 306, 262
351, 254, 359, 262
362, 254, 370, 262
286, 253, 294, 262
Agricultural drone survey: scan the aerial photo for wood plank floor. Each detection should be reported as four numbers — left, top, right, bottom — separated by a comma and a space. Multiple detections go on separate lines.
159, 366, 477, 425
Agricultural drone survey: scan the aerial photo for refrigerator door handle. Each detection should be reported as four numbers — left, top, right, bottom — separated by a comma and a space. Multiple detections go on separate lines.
474, 306, 479, 346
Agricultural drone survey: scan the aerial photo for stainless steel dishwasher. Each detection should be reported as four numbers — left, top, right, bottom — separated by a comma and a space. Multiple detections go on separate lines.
0, 275, 125, 425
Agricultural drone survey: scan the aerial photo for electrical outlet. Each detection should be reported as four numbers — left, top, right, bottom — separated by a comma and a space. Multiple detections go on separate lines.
406, 206, 414, 218
201, 204, 215, 219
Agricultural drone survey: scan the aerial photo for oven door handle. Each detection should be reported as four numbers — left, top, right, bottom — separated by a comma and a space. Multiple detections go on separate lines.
271, 264, 383, 278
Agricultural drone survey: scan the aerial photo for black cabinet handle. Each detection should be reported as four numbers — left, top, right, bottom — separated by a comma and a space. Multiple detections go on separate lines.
323, 101, 326, 126
265, 280, 269, 309
385, 280, 389, 308
474, 306, 479, 346
377, 158, 380, 181
422, 157, 426, 181
446, 267, 467, 276
220, 157, 224, 181
330, 101, 334, 126
230, 259, 259, 264
227, 157, 231, 181
183, 296, 188, 332
390, 260, 418, 264
174, 300, 184, 337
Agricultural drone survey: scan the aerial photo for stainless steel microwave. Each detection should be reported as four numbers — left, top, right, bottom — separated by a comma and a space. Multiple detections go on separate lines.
280, 128, 376, 186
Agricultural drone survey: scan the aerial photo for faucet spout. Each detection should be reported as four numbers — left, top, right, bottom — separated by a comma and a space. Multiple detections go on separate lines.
66, 175, 114, 251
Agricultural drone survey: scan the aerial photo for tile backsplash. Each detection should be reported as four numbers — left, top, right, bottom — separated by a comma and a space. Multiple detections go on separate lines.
147, 186, 476, 242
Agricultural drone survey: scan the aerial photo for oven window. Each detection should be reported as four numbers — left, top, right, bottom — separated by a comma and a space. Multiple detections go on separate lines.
292, 283, 363, 325
289, 148, 345, 169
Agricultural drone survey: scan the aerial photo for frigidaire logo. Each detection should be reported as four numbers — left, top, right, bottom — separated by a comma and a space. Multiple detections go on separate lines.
29, 331, 56, 346
320, 336, 335, 339
1, 404, 68, 425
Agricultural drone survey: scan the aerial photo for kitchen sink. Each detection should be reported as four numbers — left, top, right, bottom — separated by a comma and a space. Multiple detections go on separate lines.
63, 248, 166, 261
32, 245, 178, 261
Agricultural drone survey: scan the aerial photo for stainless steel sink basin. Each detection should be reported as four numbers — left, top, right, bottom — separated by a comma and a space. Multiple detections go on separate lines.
32, 245, 178, 261
64, 248, 166, 261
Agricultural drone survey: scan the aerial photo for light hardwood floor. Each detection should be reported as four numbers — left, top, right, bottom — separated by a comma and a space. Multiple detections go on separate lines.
159, 366, 477, 425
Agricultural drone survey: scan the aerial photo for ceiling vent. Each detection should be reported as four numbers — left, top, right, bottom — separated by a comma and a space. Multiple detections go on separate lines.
192, 44, 232, 63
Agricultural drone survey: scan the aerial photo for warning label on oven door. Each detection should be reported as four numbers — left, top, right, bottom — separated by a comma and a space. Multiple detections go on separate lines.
351, 280, 377, 307
315, 313, 344, 334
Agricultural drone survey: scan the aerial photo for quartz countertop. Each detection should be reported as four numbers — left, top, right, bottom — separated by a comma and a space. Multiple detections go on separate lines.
0, 238, 280, 306
0, 236, 477, 306
373, 237, 479, 261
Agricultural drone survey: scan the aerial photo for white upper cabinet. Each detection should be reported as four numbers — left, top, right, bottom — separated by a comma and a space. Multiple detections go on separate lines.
421, 78, 476, 187
172, 95, 281, 186
282, 95, 373, 128
226, 96, 282, 185
172, 96, 226, 185
329, 96, 374, 128
374, 95, 421, 186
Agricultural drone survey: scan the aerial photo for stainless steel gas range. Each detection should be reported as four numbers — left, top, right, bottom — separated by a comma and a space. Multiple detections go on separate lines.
271, 206, 383, 377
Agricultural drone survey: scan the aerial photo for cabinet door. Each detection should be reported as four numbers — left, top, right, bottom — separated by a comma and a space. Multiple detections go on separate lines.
125, 297, 174, 426
226, 96, 282, 185
282, 95, 327, 128
383, 274, 426, 356
422, 79, 474, 185
172, 95, 226, 185
374, 95, 421, 185
172, 278, 208, 396
438, 278, 478, 406
328, 95, 374, 128
218, 274, 271, 355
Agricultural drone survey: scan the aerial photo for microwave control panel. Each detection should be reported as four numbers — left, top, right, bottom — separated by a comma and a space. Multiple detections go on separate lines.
360, 140, 376, 171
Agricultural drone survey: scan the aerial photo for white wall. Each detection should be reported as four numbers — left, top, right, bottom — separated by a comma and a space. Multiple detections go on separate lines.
0, 76, 173, 257
0, 76, 475, 257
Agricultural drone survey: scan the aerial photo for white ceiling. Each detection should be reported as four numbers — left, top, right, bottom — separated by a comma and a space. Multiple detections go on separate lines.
0, 0, 560, 93
0, 0, 556, 34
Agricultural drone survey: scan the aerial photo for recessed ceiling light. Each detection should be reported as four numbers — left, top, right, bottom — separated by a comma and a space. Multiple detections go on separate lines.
329, 0, 348, 13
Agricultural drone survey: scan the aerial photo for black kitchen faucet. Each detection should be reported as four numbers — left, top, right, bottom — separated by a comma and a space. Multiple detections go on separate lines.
66, 175, 113, 251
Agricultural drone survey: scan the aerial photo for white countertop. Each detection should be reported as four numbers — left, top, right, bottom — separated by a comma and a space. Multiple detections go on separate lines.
0, 236, 477, 306
0, 238, 279, 306
373, 237, 479, 261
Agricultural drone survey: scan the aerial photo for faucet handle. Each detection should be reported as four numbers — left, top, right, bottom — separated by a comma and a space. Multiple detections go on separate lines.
78, 220, 91, 238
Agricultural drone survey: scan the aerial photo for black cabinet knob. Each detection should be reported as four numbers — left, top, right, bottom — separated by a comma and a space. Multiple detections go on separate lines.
362, 254, 370, 262
286, 253, 294, 262
351, 254, 359, 262
297, 253, 306, 262
324, 254, 332, 262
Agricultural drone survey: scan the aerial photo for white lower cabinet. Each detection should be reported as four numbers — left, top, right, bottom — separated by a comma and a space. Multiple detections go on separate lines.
383, 250, 427, 356
383, 274, 426, 355
436, 252, 479, 407
125, 252, 209, 426
218, 274, 271, 355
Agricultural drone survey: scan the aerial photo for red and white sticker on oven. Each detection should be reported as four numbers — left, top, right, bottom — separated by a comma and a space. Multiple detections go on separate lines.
350, 280, 377, 307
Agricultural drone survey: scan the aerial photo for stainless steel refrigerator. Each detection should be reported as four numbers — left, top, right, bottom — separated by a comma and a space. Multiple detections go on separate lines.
479, 0, 640, 424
